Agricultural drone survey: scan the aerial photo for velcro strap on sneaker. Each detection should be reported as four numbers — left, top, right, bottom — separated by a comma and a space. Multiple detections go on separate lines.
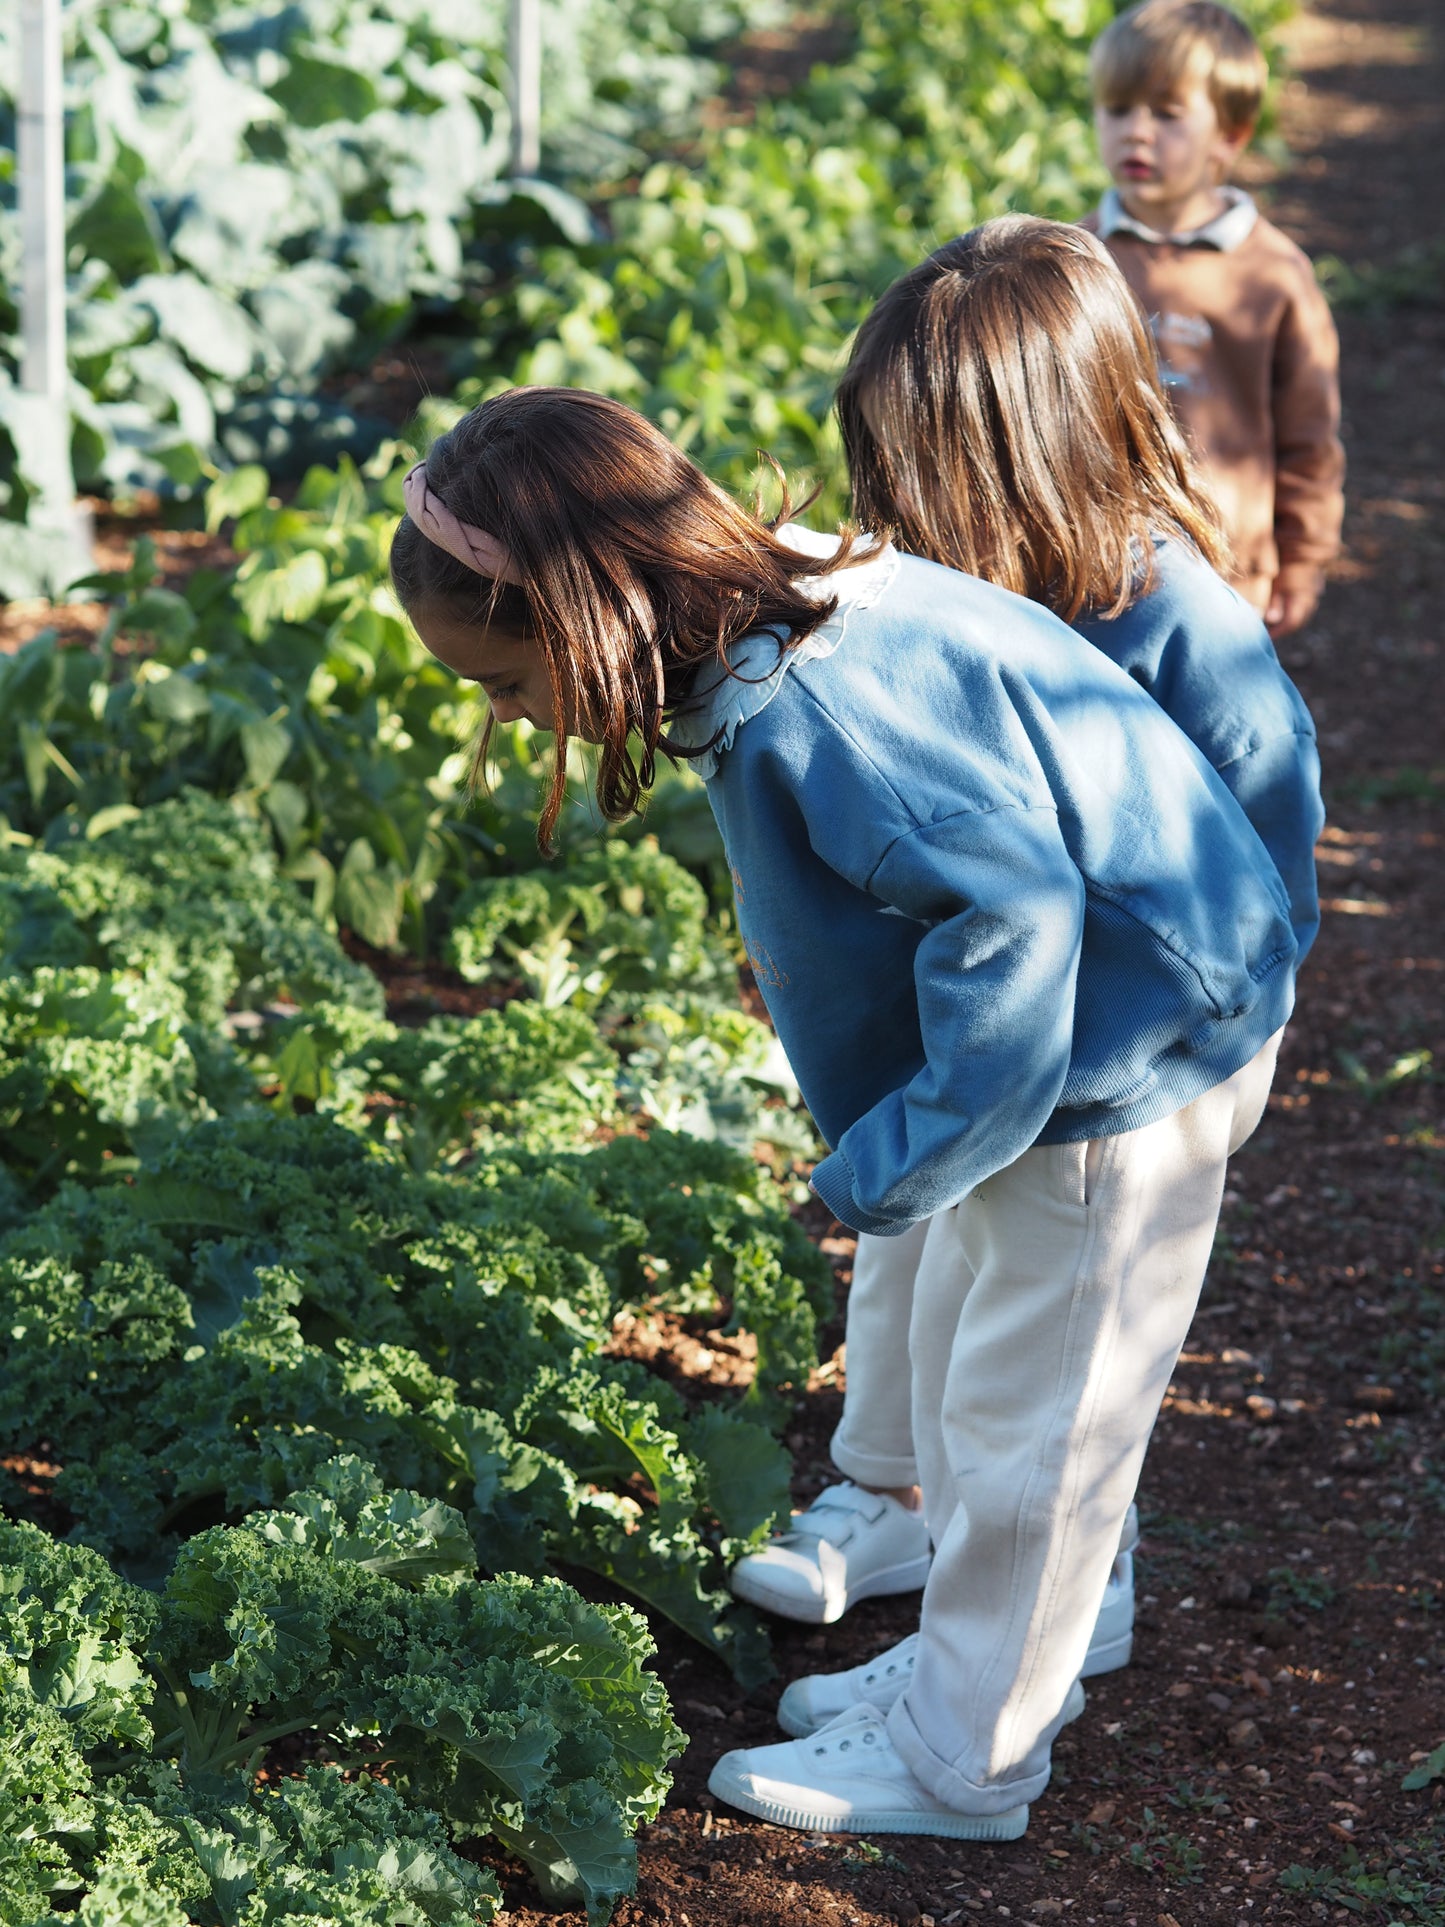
785, 1484, 889, 1544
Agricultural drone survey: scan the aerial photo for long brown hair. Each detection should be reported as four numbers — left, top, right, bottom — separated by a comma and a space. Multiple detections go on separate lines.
837, 215, 1226, 621
391, 387, 860, 850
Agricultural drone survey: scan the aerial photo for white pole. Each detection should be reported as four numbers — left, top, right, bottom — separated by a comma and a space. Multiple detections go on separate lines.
13, 0, 91, 594
508, 0, 541, 177
19, 0, 66, 401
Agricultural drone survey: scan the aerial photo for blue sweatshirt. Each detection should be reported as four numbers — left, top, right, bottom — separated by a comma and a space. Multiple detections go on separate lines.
1073, 536, 1322, 959
669, 534, 1299, 1236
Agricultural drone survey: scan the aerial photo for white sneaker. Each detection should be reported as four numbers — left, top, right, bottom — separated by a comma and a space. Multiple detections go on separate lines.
728, 1483, 932, 1624
777, 1511, 1137, 1737
778, 1629, 1096, 1737
777, 1631, 925, 1737
708, 1693, 1080, 1839
1080, 1516, 1136, 1679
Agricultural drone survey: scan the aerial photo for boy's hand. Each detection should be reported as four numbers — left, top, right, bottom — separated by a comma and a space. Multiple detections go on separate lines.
1264, 564, 1325, 639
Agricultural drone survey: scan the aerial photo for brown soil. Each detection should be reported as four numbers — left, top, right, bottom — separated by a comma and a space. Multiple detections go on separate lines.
0, 501, 237, 654
337, 930, 525, 1025
492, 5, 1445, 1925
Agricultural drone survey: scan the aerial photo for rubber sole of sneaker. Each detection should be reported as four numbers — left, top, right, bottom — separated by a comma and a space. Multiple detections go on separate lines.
729, 1551, 934, 1624
1078, 1627, 1133, 1678
701, 1771, 1031, 1840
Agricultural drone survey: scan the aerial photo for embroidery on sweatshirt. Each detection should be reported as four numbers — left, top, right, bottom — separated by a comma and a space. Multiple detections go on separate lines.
742, 936, 790, 988
1150, 310, 1213, 396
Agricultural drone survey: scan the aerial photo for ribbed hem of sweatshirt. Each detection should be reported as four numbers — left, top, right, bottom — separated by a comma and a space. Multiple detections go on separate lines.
809, 962, 1293, 1237
1035, 965, 1293, 1147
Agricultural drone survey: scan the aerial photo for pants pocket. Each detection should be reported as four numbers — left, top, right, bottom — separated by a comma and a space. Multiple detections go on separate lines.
1058, 1139, 1105, 1210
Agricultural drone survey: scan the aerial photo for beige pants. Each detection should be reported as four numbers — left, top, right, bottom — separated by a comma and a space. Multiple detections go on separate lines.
831, 1216, 931, 1490
857, 1035, 1283, 1814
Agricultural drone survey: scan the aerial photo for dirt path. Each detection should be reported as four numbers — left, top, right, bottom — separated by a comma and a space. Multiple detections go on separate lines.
583, 6, 1445, 1926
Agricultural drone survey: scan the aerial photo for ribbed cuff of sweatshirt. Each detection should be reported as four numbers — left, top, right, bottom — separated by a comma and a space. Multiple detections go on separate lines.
809, 1150, 920, 1237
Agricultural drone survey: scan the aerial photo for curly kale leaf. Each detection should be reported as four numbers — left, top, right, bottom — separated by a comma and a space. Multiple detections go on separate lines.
609, 992, 820, 1161
255, 1452, 478, 1585
445, 837, 729, 1011
0, 1686, 104, 1921
149, 1471, 680, 1922
3, 1465, 673, 1922
9, 1753, 500, 1927
0, 794, 380, 1028
0, 1116, 800, 1671
0, 1521, 159, 1755
259, 997, 618, 1164
0, 966, 237, 1187
513, 1129, 833, 1407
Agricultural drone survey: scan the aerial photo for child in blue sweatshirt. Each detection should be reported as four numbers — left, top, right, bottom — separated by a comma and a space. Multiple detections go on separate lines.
728, 219, 1324, 1720
391, 371, 1303, 1837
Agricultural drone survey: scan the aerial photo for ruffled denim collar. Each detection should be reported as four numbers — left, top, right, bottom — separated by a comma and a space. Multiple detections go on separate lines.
667, 525, 898, 778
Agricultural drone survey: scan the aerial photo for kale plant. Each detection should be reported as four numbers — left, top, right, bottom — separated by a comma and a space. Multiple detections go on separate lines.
1, 1455, 685, 1921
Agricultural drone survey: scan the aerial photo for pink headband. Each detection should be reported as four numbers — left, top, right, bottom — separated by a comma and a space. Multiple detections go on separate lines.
402, 462, 523, 585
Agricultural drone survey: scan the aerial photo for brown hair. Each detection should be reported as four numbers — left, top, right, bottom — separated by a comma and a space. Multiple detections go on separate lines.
391, 387, 860, 850
836, 216, 1226, 621
1090, 0, 1267, 135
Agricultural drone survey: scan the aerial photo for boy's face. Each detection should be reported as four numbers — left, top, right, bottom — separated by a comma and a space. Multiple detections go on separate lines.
1095, 77, 1251, 231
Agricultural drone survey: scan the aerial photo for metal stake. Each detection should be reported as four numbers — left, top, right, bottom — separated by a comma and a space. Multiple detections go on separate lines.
12, 0, 91, 595
508, 0, 541, 177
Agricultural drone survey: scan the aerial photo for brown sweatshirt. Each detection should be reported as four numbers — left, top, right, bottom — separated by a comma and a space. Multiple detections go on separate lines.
1083, 191, 1345, 613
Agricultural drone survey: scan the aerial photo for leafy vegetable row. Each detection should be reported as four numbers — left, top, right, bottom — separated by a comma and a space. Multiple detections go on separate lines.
1, 454, 732, 958
1, 1103, 825, 1669
0, 0, 784, 578
0, 785, 825, 1917
2, 1458, 685, 1924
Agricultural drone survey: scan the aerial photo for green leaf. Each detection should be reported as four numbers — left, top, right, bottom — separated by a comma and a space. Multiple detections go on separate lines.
476, 179, 598, 247
68, 176, 168, 282
263, 779, 309, 855
284, 847, 336, 923
248, 262, 356, 384
685, 1404, 792, 1543
335, 838, 404, 950
84, 804, 144, 840
123, 591, 198, 647
271, 1456, 478, 1584
142, 672, 211, 723
240, 716, 293, 789
18, 719, 56, 808
237, 549, 330, 636
205, 465, 270, 534
271, 1026, 329, 1105
132, 272, 265, 383
126, 1176, 255, 1235
1402, 1742, 1445, 1791
270, 52, 380, 128
74, 1869, 190, 1927
188, 1245, 289, 1350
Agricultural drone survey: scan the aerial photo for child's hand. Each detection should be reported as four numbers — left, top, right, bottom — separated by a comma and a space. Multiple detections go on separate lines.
1264, 564, 1325, 639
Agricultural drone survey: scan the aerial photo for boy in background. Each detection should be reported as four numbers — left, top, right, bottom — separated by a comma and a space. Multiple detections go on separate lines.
1084, 0, 1344, 636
